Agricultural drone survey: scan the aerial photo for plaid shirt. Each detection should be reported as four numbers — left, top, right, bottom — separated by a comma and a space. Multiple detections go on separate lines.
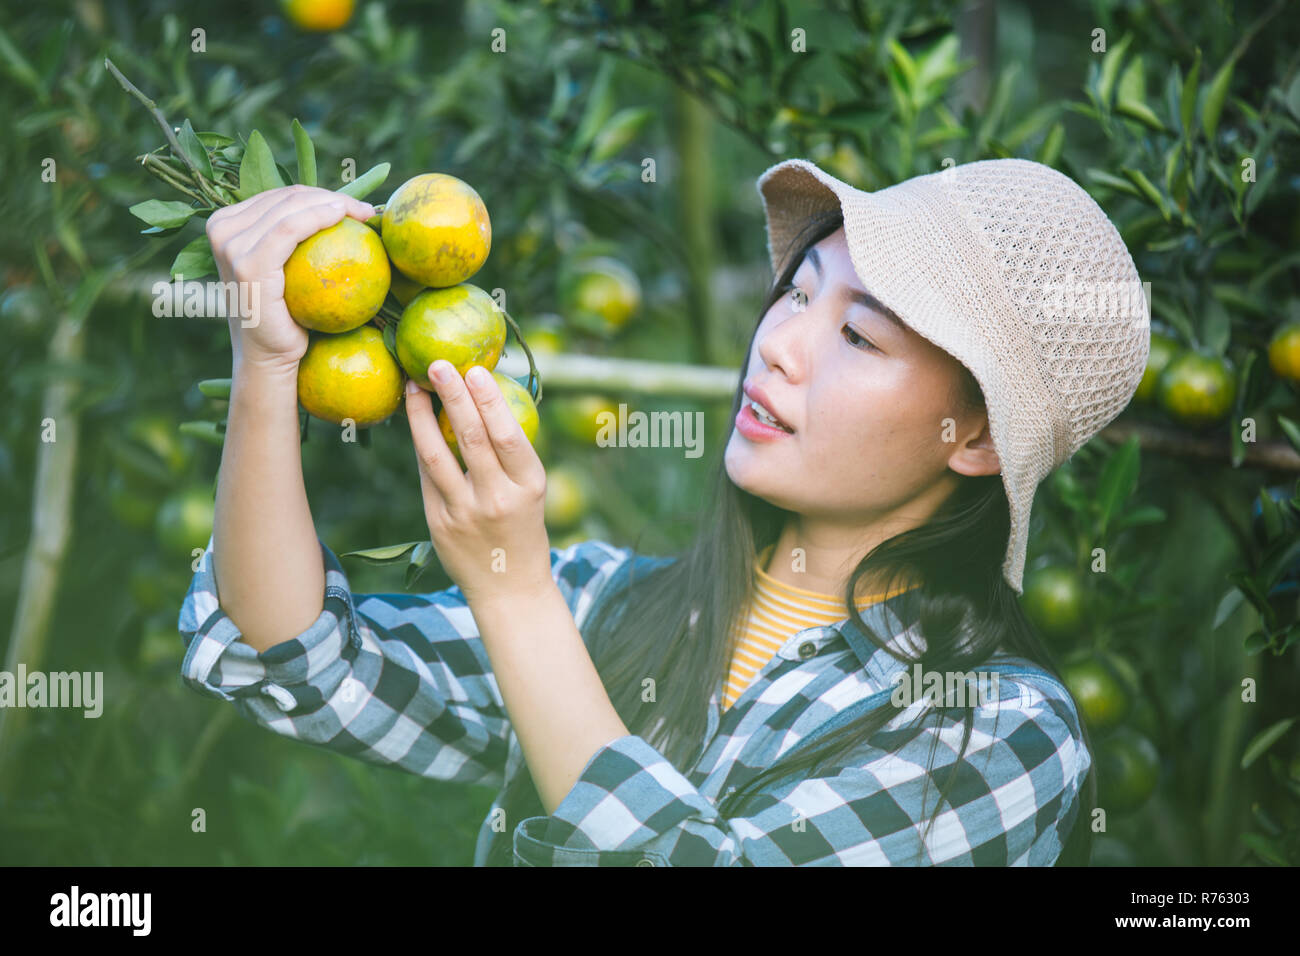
178, 537, 1091, 866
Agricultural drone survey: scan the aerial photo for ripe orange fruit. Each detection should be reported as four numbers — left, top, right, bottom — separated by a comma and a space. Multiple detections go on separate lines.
381, 173, 491, 289
1267, 321, 1300, 383
395, 283, 506, 390
283, 217, 390, 333
566, 257, 641, 334
1157, 350, 1236, 425
437, 371, 540, 468
1097, 727, 1160, 815
1020, 564, 1086, 640
281, 0, 355, 31
1134, 331, 1181, 403
1061, 652, 1132, 732
297, 325, 405, 427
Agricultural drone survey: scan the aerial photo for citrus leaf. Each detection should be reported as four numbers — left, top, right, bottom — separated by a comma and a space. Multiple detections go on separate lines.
1036, 122, 1065, 167
573, 55, 616, 156
1113, 504, 1166, 531
236, 129, 284, 199
1243, 630, 1271, 655
1096, 33, 1133, 109
169, 234, 216, 281
129, 199, 196, 230
339, 541, 425, 564
589, 106, 655, 163
1241, 717, 1296, 769
1121, 167, 1172, 220
197, 131, 236, 149
1211, 586, 1245, 630
178, 421, 225, 446
1203, 55, 1237, 141
197, 378, 232, 399
1241, 832, 1289, 865
1181, 48, 1202, 135
336, 161, 390, 200
291, 118, 317, 187
1276, 415, 1300, 456
1087, 168, 1143, 197
381, 320, 398, 362
176, 119, 214, 181
1096, 434, 1140, 534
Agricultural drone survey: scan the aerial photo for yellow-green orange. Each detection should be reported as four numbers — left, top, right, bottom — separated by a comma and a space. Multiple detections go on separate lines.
395, 283, 506, 390
568, 258, 641, 333
281, 0, 355, 31
546, 394, 620, 445
1020, 564, 1085, 640
1062, 653, 1131, 732
1267, 321, 1300, 383
1135, 331, 1181, 403
381, 173, 491, 289
1157, 351, 1236, 425
155, 485, 215, 558
438, 371, 540, 468
283, 217, 390, 333
297, 325, 404, 427
544, 463, 589, 529
1097, 728, 1160, 814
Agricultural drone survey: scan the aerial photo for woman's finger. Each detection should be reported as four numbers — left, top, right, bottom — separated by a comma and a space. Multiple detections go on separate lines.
427, 359, 502, 488
462, 364, 540, 486
404, 378, 470, 515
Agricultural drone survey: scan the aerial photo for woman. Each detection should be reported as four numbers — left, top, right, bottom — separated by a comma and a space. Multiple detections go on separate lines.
180, 157, 1148, 866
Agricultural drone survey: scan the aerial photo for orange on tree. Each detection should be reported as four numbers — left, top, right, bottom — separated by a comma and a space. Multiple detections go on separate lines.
1020, 564, 1086, 641
437, 370, 540, 468
155, 485, 216, 559
1096, 727, 1160, 814
1156, 350, 1236, 425
543, 462, 590, 529
564, 257, 642, 334
395, 283, 506, 390
1061, 651, 1133, 732
1267, 321, 1300, 383
108, 471, 161, 532
281, 0, 355, 32
297, 325, 405, 427
545, 393, 620, 446
381, 173, 491, 289
1134, 331, 1181, 403
283, 217, 390, 333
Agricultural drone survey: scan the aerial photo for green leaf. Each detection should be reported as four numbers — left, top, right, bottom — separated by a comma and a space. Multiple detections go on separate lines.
1260, 535, 1300, 592
169, 234, 216, 280
1241, 832, 1289, 865
1241, 717, 1296, 769
336, 162, 390, 200
129, 199, 196, 230
1121, 167, 1172, 220
1243, 630, 1271, 655
339, 541, 426, 564
178, 421, 225, 446
573, 55, 616, 156
1036, 122, 1065, 167
1286, 74, 1300, 122
0, 24, 46, 99
1202, 298, 1231, 357
1181, 48, 1202, 135
589, 106, 654, 163
197, 378, 232, 399
1096, 434, 1140, 534
1258, 487, 1284, 541
1212, 586, 1245, 630
1087, 168, 1143, 197
176, 119, 214, 181
546, 65, 572, 125
197, 131, 236, 149
235, 129, 285, 199
1203, 55, 1237, 141
291, 118, 317, 187
1113, 505, 1166, 531
1276, 415, 1300, 456
1096, 33, 1133, 109
1114, 55, 1165, 131
382, 319, 399, 362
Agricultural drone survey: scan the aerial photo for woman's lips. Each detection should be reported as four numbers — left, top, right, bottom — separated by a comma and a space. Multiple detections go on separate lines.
735, 401, 795, 440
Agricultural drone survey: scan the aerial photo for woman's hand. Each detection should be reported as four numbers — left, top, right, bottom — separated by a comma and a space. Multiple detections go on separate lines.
404, 359, 553, 608
206, 184, 376, 373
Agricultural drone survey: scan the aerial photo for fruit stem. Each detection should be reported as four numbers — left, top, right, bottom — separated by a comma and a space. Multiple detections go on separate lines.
499, 307, 542, 406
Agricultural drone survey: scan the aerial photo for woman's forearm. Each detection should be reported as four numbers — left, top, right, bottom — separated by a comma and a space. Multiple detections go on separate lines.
211, 359, 326, 654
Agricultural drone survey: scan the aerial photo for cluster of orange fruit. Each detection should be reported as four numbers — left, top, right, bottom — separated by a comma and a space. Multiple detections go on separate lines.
285, 172, 539, 460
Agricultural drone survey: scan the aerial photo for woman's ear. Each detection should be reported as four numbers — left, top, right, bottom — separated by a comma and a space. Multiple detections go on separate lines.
947, 413, 1001, 477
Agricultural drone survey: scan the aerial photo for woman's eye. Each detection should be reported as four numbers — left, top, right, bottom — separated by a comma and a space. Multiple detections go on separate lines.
842, 324, 877, 352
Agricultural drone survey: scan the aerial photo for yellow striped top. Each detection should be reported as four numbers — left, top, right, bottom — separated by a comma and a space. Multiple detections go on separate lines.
721, 544, 918, 712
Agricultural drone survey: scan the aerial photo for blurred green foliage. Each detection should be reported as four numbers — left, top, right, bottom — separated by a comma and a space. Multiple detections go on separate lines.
1, 0, 1299, 866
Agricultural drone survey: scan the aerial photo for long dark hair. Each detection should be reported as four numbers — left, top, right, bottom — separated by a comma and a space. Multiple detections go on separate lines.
486, 208, 1097, 866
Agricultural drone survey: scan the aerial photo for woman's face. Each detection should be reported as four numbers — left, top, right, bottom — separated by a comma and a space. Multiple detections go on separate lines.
724, 226, 1000, 528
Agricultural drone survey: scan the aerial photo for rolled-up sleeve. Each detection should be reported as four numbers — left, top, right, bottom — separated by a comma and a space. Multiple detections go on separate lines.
512, 673, 1091, 866
178, 533, 636, 791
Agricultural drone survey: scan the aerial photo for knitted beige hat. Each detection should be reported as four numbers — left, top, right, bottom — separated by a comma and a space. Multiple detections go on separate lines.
756, 158, 1150, 595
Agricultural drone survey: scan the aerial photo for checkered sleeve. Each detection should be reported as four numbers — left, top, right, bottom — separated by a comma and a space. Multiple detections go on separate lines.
512, 671, 1091, 865
178, 533, 635, 791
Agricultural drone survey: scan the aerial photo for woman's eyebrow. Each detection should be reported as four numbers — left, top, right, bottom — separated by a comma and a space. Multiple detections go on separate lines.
805, 246, 907, 333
